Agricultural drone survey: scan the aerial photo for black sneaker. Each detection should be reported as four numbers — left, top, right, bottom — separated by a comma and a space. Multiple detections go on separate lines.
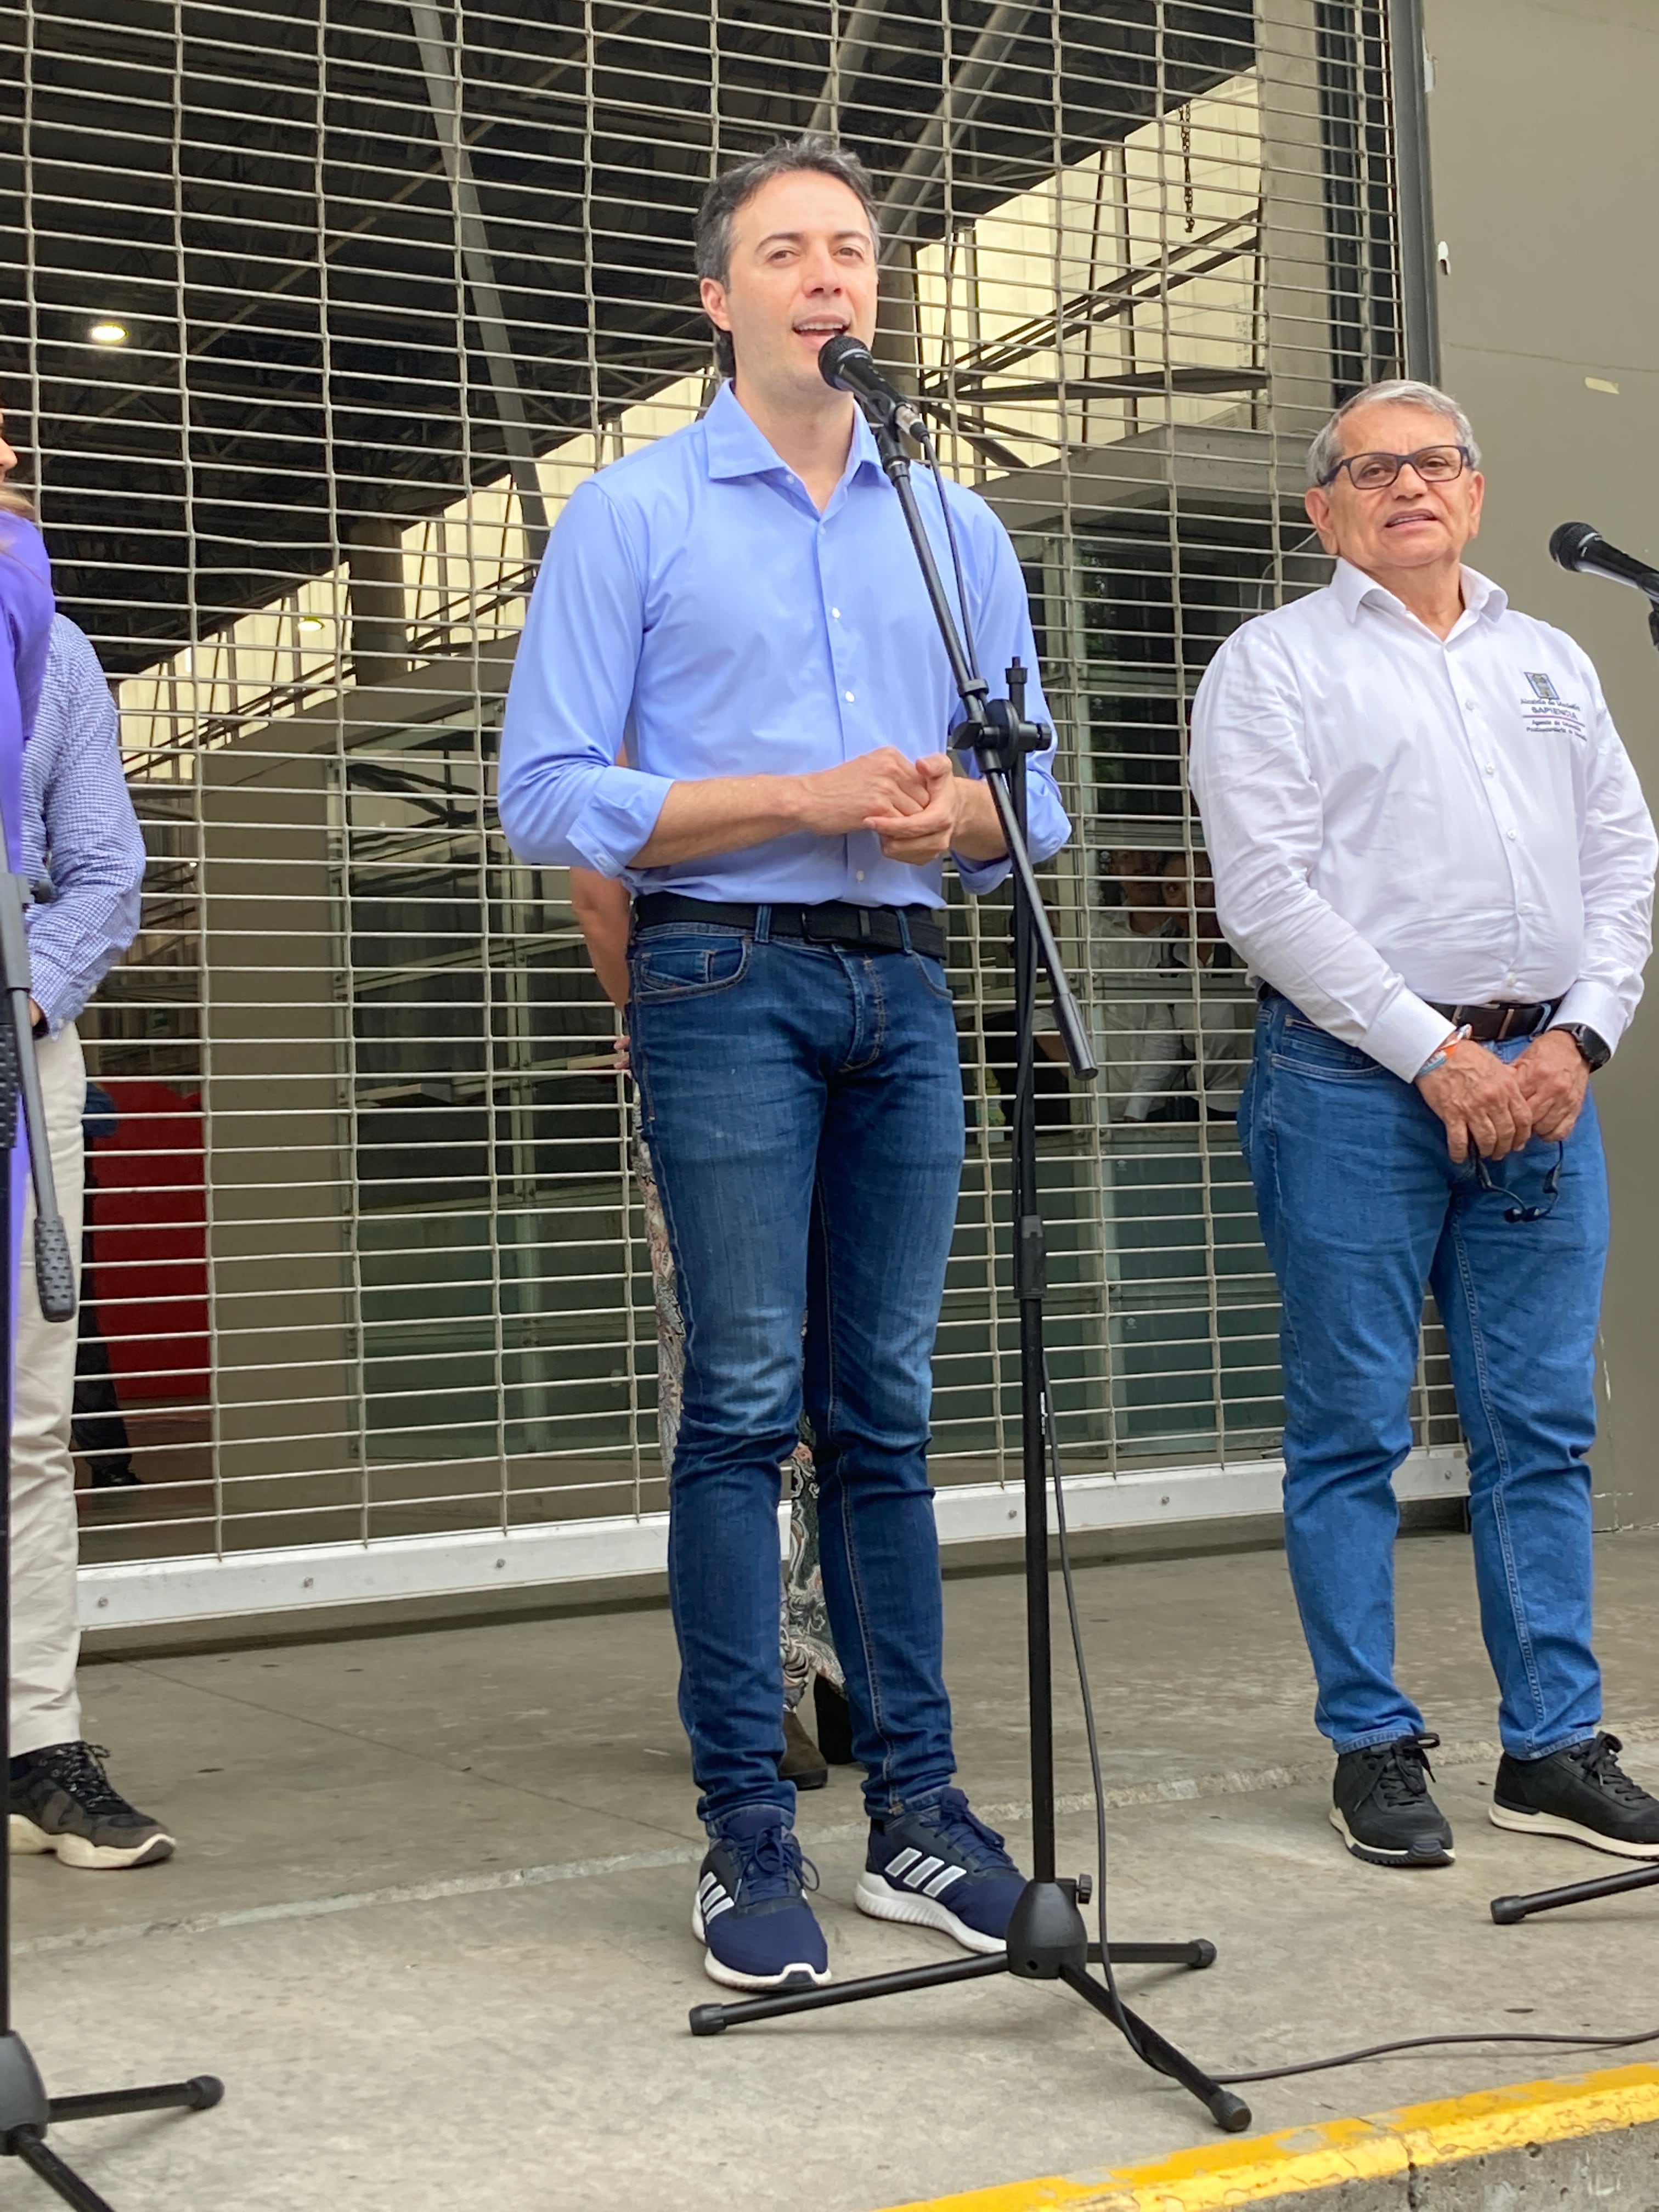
1330, 1734, 1454, 1867
9, 1742, 175, 1871
1491, 1733, 1659, 1860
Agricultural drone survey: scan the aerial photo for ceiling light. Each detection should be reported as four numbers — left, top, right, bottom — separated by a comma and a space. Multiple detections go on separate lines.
298, 617, 327, 633
88, 320, 129, 347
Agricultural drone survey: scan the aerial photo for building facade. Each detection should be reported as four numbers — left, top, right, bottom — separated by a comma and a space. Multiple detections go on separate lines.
1, 0, 1481, 1633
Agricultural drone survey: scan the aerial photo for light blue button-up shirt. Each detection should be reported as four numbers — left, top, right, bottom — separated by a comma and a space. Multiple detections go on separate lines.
498, 382, 1070, 905
22, 617, 145, 1032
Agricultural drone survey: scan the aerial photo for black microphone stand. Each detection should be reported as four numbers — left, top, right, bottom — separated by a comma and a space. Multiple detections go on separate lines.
1489, 545, 1659, 1929
0, 803, 223, 2208
686, 404, 1250, 2135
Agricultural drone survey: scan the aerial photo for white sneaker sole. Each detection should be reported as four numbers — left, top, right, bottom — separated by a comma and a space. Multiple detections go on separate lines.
854, 1869, 1007, 1953
1329, 1805, 1454, 1868
9, 1813, 175, 1871
690, 1900, 832, 1993
1489, 1802, 1659, 1860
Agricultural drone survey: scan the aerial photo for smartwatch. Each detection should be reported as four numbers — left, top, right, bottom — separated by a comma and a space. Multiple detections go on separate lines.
1552, 1022, 1611, 1072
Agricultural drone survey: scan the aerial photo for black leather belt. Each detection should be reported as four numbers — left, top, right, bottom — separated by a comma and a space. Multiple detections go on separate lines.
633, 893, 948, 963
1425, 998, 1561, 1043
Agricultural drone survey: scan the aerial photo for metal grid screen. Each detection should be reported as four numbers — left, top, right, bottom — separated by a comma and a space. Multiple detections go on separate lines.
1, 0, 1463, 1607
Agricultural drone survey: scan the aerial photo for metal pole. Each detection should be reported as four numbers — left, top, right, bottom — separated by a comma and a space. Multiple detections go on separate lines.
1387, 0, 1441, 382
410, 0, 551, 565
1009, 743, 1056, 1883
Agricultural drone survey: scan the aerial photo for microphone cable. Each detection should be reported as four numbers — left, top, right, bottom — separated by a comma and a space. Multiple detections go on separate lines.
1041, 1365, 1659, 2089
915, 420, 982, 683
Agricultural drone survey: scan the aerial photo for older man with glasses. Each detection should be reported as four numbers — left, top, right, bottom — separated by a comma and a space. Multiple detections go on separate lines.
1190, 378, 1659, 1871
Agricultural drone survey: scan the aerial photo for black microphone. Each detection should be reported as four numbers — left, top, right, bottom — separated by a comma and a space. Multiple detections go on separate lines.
1549, 522, 1659, 603
817, 333, 923, 435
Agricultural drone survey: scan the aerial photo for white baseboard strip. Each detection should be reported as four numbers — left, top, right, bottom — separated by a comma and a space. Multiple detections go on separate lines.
77, 1447, 1469, 1632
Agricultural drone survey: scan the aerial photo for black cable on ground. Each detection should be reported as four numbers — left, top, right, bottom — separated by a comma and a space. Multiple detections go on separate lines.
1041, 1373, 1659, 2090
1216, 2024, 1659, 2087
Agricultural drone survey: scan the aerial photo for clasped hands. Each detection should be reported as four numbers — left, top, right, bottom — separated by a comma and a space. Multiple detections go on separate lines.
1415, 1027, 1588, 1163
799, 746, 1003, 866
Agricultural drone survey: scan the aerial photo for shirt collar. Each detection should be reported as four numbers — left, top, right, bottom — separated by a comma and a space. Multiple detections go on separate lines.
701, 378, 884, 492
1331, 555, 1509, 629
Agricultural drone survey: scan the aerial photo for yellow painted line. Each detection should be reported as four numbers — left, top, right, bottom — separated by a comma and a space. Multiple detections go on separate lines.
883, 2061, 1659, 2211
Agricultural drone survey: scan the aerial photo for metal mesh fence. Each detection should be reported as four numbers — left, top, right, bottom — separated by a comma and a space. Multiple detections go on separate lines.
0, 0, 1461, 1596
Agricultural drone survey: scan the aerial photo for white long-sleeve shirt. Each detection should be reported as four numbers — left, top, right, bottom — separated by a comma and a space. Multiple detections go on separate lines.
1187, 558, 1658, 1081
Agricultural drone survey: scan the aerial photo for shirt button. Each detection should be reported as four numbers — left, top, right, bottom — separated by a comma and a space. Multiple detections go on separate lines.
831, 608, 841, 619
1519, 902, 1531, 915
844, 691, 855, 703
1506, 828, 1517, 840
1484, 763, 1495, 775
1464, 698, 1478, 711
855, 869, 865, 882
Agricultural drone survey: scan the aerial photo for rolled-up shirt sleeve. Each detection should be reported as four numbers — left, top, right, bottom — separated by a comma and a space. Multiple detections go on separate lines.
498, 481, 675, 874
1189, 628, 1450, 1082
1551, 653, 1657, 1052
951, 509, 1071, 896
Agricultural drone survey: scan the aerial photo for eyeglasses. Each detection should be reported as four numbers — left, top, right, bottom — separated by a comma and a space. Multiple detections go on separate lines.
1474, 1143, 1564, 1225
1318, 444, 1472, 492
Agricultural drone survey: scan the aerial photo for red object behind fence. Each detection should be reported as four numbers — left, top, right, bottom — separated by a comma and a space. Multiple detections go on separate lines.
88, 1080, 209, 1402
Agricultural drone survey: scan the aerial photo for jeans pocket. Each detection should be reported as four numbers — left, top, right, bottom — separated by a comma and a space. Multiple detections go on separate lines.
630, 929, 752, 1001
1272, 1017, 1385, 1082
911, 951, 953, 1002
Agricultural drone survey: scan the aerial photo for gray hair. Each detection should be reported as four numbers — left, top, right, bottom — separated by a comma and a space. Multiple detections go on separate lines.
693, 136, 881, 380
1306, 379, 1480, 487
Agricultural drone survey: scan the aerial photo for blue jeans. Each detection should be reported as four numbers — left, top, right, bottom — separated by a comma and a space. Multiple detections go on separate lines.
629, 915, 964, 1833
1239, 992, 1606, 1759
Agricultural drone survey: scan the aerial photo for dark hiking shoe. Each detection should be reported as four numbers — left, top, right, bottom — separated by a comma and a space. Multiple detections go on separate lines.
9, 1742, 175, 1870
1330, 1734, 1454, 1867
813, 1676, 856, 1765
780, 1707, 828, 1791
1491, 1733, 1659, 1860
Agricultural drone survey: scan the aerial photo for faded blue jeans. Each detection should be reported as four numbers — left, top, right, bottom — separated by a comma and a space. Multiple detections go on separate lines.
629, 914, 964, 1833
1239, 991, 1606, 1760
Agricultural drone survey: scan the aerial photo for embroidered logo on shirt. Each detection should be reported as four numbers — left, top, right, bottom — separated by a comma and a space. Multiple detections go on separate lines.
1524, 670, 1562, 704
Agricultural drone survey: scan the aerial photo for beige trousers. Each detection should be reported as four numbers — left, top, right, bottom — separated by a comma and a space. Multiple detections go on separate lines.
10, 1023, 86, 1755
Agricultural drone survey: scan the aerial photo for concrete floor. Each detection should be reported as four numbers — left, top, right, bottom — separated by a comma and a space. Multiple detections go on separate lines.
12, 1528, 1659, 2211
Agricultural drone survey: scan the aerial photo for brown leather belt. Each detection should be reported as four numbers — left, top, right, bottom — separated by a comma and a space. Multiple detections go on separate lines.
1425, 998, 1561, 1043
633, 892, 948, 963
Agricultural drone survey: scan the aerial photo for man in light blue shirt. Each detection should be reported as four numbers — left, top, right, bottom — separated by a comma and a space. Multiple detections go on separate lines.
5, 590, 170, 1871
500, 137, 1069, 1994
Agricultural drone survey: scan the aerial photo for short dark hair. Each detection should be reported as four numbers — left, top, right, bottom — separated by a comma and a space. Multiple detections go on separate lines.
693, 136, 881, 380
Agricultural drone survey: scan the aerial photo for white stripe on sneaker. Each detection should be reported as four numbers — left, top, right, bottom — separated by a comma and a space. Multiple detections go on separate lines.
904, 1856, 944, 1889
885, 1848, 921, 1878
922, 1865, 964, 1898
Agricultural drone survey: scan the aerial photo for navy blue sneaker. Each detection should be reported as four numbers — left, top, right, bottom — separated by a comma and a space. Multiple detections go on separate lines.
855, 1787, 1025, 1954
692, 1807, 831, 1993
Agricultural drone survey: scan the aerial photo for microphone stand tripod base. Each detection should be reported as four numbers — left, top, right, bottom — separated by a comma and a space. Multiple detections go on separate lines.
1003, 1876, 1089, 1978
1, 2029, 223, 2212
1491, 1858, 1659, 1925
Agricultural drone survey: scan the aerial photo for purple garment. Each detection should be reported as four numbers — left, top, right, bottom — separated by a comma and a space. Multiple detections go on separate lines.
0, 512, 53, 868
0, 511, 57, 1334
